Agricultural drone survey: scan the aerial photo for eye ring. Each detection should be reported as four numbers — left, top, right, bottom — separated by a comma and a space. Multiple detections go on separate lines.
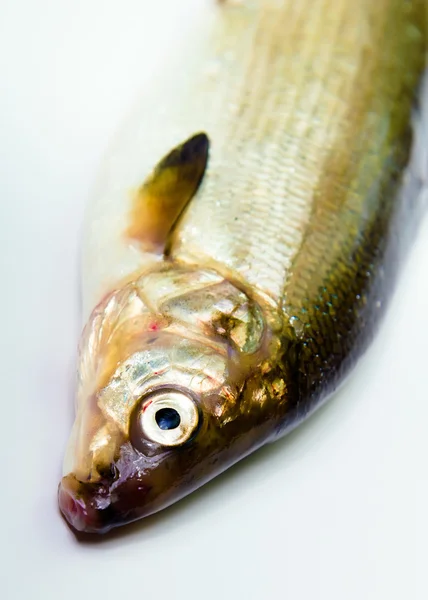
139, 391, 199, 447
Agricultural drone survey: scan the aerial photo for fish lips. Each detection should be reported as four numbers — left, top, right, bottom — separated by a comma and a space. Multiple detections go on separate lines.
58, 443, 198, 534
58, 472, 152, 534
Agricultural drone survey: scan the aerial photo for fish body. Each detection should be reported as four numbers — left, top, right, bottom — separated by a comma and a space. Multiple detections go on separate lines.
59, 0, 427, 533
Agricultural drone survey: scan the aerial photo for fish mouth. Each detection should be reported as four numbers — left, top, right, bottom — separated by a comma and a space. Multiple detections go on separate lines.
58, 473, 143, 534
59, 475, 112, 533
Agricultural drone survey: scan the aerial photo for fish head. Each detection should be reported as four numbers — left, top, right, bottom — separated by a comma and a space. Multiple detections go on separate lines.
59, 266, 283, 533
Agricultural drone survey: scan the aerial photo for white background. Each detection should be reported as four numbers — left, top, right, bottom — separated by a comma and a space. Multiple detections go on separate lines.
1, 1, 428, 598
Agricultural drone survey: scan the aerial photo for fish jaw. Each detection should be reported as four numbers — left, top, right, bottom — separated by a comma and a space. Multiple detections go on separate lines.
59, 475, 112, 534
58, 378, 288, 534
58, 449, 160, 534
60, 264, 286, 533
58, 407, 279, 534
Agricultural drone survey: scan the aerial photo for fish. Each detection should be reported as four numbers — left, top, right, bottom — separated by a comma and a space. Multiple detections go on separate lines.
58, 0, 427, 534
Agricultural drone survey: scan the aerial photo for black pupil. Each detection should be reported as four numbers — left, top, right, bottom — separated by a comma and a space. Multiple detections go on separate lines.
155, 408, 181, 431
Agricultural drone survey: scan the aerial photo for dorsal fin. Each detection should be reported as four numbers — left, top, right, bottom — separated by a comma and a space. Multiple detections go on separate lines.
126, 132, 209, 254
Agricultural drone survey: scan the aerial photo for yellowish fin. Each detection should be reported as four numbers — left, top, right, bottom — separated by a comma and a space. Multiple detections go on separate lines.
126, 132, 209, 254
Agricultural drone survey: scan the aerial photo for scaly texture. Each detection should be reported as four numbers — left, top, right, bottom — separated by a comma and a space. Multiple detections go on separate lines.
59, 0, 427, 533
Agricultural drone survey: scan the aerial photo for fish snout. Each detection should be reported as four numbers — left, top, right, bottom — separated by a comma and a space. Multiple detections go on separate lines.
58, 474, 117, 534
58, 470, 154, 533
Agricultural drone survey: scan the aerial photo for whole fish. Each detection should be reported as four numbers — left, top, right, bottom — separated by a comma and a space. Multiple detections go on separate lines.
59, 0, 427, 533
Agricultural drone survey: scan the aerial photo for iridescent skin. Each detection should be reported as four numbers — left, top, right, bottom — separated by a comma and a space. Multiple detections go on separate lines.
59, 0, 427, 533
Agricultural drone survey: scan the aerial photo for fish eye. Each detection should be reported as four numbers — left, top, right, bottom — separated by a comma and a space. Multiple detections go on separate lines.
139, 391, 199, 446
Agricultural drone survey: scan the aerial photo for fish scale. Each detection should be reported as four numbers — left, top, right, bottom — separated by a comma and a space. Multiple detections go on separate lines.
172, 5, 358, 302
